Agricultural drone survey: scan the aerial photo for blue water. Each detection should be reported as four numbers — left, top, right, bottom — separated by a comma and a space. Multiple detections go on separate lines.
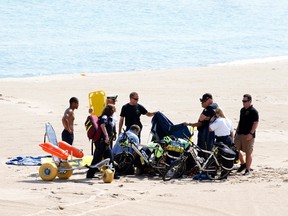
1, 0, 288, 78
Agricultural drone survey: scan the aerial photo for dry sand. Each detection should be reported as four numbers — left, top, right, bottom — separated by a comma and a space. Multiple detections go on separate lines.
1, 60, 288, 215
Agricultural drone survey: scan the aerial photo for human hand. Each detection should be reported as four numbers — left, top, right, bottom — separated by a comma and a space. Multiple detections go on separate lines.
183, 122, 190, 126
246, 134, 253, 141
113, 133, 117, 141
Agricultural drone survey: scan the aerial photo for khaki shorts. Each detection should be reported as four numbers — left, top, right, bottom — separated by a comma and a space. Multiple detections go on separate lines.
234, 134, 254, 154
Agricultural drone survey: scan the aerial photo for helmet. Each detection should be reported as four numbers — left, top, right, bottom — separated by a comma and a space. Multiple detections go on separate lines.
163, 136, 172, 144
119, 138, 129, 147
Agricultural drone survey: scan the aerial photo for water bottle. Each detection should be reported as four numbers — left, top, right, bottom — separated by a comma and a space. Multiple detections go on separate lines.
149, 153, 155, 163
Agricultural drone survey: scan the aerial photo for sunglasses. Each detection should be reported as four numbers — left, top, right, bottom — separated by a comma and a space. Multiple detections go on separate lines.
132, 98, 139, 101
242, 100, 250, 103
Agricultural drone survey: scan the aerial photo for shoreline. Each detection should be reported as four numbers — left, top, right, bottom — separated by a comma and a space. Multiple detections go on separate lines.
1, 55, 288, 80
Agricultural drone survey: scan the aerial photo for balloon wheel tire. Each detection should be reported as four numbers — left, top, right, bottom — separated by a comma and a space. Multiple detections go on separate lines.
102, 169, 114, 183
114, 152, 135, 175
156, 156, 169, 176
57, 162, 73, 179
162, 159, 185, 181
205, 158, 229, 180
39, 163, 57, 181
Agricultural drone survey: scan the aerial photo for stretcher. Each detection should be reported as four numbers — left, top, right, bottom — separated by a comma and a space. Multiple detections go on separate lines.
88, 90, 106, 117
38, 122, 114, 183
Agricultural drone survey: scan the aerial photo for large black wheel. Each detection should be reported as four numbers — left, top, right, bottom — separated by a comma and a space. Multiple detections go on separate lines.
156, 155, 169, 176
114, 152, 135, 175
205, 158, 230, 180
162, 159, 186, 181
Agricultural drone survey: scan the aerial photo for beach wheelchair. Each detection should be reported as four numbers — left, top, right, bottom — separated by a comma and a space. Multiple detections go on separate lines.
38, 122, 115, 183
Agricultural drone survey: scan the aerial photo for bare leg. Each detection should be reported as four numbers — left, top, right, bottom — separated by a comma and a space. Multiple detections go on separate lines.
246, 152, 252, 170
239, 151, 245, 164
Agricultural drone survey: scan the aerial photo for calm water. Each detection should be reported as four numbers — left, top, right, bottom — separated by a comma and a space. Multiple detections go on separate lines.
1, 0, 288, 78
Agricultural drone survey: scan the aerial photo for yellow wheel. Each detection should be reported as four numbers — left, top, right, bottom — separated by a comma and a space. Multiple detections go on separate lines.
100, 165, 107, 172
102, 169, 114, 183
39, 163, 57, 181
57, 162, 73, 179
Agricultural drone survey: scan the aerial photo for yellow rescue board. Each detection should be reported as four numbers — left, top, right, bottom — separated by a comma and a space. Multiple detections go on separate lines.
88, 90, 106, 117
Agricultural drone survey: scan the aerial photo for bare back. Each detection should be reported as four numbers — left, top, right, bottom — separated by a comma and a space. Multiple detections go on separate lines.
62, 108, 75, 133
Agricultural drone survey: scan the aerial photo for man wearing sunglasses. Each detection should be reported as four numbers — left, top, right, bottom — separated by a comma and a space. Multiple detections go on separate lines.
118, 92, 155, 141
185, 93, 218, 158
235, 94, 259, 176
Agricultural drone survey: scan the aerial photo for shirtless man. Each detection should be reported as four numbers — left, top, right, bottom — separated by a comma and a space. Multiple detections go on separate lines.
62, 97, 79, 145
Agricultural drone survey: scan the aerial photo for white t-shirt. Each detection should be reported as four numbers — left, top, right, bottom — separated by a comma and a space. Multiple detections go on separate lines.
111, 113, 117, 127
209, 117, 233, 137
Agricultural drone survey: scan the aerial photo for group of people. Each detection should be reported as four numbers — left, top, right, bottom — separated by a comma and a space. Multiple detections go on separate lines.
61, 91, 259, 179
61, 92, 156, 179
185, 93, 259, 176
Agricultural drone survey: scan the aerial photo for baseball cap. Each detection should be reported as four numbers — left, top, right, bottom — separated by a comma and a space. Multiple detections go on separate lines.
200, 93, 213, 102
107, 95, 118, 101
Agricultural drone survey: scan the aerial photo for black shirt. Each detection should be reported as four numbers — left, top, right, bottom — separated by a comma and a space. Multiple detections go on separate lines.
99, 115, 114, 138
237, 105, 259, 136
120, 103, 148, 129
197, 103, 217, 131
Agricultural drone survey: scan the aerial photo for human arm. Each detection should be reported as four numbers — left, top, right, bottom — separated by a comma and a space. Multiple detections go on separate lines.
184, 121, 202, 128
146, 111, 156, 117
230, 130, 234, 141
118, 116, 124, 135
247, 121, 259, 140
229, 119, 234, 141
199, 113, 210, 122
100, 123, 110, 144
184, 112, 208, 128
113, 125, 117, 141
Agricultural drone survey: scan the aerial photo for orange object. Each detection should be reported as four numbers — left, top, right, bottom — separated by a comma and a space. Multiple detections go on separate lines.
39, 142, 69, 160
58, 141, 84, 158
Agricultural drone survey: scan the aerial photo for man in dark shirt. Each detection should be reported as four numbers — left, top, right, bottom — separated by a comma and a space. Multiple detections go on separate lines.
235, 94, 259, 176
186, 93, 218, 157
118, 92, 155, 141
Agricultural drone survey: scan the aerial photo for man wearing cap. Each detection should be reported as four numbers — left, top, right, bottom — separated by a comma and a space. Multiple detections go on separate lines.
185, 93, 218, 158
106, 95, 118, 148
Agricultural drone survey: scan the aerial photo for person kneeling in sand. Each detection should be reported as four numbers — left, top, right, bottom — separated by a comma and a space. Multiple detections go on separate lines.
112, 124, 141, 156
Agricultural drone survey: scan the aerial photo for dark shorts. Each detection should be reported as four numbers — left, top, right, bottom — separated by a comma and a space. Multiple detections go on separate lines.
61, 129, 74, 145
216, 135, 232, 147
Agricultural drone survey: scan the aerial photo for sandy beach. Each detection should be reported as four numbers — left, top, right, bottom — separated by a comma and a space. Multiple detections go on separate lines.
1, 60, 288, 216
